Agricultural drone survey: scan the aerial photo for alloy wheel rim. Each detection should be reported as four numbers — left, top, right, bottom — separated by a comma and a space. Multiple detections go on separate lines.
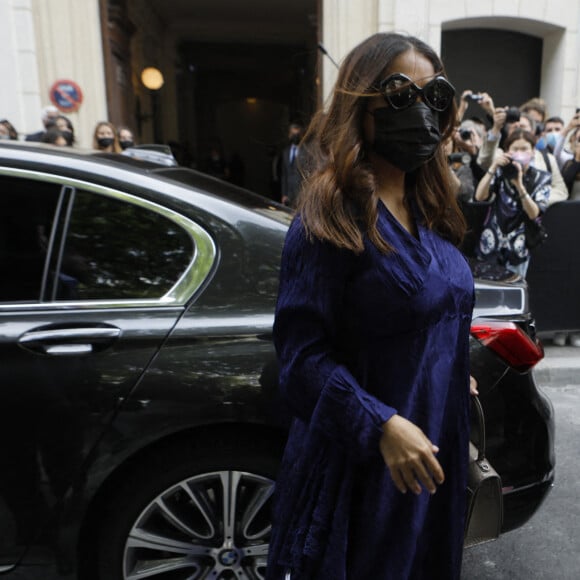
123, 470, 274, 579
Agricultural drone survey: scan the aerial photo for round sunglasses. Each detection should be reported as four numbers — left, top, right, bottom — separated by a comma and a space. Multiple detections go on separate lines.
379, 73, 456, 112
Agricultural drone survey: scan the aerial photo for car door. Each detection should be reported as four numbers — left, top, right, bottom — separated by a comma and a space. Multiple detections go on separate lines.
0, 169, 215, 568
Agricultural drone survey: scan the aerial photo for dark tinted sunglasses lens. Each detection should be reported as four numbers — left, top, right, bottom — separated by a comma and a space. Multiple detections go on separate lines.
383, 78, 416, 109
424, 79, 454, 111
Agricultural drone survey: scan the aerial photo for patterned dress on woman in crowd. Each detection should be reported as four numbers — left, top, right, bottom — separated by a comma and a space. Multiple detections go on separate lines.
476, 166, 550, 273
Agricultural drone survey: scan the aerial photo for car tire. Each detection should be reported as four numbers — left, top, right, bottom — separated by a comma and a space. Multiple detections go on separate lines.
96, 438, 281, 580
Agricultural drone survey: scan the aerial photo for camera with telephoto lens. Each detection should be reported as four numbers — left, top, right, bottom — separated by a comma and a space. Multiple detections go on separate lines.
505, 107, 521, 124
503, 161, 519, 180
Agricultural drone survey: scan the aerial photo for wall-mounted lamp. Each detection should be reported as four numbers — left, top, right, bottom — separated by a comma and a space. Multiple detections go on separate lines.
136, 67, 165, 143
141, 67, 164, 91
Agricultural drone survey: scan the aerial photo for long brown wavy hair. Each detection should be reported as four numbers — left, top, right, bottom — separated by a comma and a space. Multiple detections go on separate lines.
297, 32, 465, 254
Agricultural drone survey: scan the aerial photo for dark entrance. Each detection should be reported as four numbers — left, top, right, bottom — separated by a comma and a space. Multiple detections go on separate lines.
158, 0, 320, 199
441, 28, 542, 117
178, 38, 318, 198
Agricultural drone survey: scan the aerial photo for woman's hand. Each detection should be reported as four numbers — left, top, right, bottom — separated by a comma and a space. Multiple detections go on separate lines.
479, 92, 495, 117
492, 107, 507, 134
494, 152, 512, 169
379, 415, 444, 495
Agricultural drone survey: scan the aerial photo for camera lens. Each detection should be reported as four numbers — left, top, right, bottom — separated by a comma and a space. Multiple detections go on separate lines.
503, 162, 518, 180
459, 129, 472, 140
505, 107, 521, 124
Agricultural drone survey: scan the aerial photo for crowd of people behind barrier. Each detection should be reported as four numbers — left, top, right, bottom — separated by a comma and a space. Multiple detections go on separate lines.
449, 93, 580, 345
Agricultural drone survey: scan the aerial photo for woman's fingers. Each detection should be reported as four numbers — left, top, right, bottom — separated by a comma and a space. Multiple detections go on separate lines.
400, 466, 422, 495
411, 460, 438, 494
380, 415, 446, 495
389, 468, 408, 494
392, 452, 444, 495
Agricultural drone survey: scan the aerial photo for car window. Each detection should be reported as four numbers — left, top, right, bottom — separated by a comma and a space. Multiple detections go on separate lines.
0, 176, 62, 303
56, 189, 194, 301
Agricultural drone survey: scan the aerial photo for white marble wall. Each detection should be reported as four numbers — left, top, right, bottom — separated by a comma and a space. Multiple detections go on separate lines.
31, 0, 108, 147
0, 0, 40, 138
321, 0, 379, 102
0, 0, 107, 146
2, 1, 579, 144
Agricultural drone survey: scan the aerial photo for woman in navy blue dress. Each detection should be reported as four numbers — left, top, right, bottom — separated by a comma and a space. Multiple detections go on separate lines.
267, 33, 475, 580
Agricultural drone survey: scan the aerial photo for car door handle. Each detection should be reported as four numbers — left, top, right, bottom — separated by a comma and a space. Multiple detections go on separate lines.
18, 326, 121, 356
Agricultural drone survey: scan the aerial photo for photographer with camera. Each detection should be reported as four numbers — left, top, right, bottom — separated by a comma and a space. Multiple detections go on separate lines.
456, 89, 488, 122
474, 129, 550, 278
447, 120, 485, 201
446, 120, 487, 257
552, 109, 580, 172
478, 103, 568, 205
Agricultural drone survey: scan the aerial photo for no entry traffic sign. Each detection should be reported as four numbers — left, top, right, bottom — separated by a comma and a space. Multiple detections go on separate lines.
49, 79, 84, 113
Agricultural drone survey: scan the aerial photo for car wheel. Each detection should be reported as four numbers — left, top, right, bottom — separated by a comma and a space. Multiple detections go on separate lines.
96, 441, 280, 580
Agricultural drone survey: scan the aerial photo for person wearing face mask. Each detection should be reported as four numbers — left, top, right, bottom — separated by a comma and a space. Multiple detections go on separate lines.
536, 116, 565, 159
267, 33, 478, 580
117, 126, 136, 150
54, 115, 75, 146
479, 109, 568, 206
92, 121, 122, 153
474, 129, 550, 278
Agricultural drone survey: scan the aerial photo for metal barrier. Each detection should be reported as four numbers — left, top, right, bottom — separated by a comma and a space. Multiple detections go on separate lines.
526, 200, 580, 333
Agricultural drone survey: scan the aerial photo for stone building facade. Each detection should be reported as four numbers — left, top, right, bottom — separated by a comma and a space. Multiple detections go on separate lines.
1, 0, 579, 151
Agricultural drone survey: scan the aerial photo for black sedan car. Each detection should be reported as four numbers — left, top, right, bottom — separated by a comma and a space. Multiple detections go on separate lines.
0, 142, 554, 579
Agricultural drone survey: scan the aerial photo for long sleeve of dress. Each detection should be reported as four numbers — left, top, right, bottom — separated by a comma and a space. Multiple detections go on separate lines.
273, 217, 397, 460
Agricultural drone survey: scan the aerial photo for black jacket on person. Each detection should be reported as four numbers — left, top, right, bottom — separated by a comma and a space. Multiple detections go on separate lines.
280, 144, 303, 207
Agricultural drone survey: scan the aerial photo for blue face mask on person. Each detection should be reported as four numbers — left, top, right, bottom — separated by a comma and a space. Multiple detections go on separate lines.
536, 132, 562, 152
546, 132, 562, 149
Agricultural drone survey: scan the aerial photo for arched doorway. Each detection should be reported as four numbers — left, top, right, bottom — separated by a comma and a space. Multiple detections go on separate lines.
441, 28, 542, 113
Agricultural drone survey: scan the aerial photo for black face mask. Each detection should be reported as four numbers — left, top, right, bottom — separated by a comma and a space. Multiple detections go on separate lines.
289, 134, 301, 145
120, 140, 134, 150
371, 102, 441, 172
97, 137, 114, 149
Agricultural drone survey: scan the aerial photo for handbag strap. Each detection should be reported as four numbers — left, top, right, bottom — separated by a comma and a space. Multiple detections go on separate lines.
471, 395, 486, 461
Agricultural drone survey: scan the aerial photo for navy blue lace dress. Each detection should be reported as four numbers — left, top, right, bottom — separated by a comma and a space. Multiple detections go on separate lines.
266, 202, 474, 580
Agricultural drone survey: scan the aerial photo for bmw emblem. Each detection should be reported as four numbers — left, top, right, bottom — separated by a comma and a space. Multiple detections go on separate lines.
219, 548, 239, 566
